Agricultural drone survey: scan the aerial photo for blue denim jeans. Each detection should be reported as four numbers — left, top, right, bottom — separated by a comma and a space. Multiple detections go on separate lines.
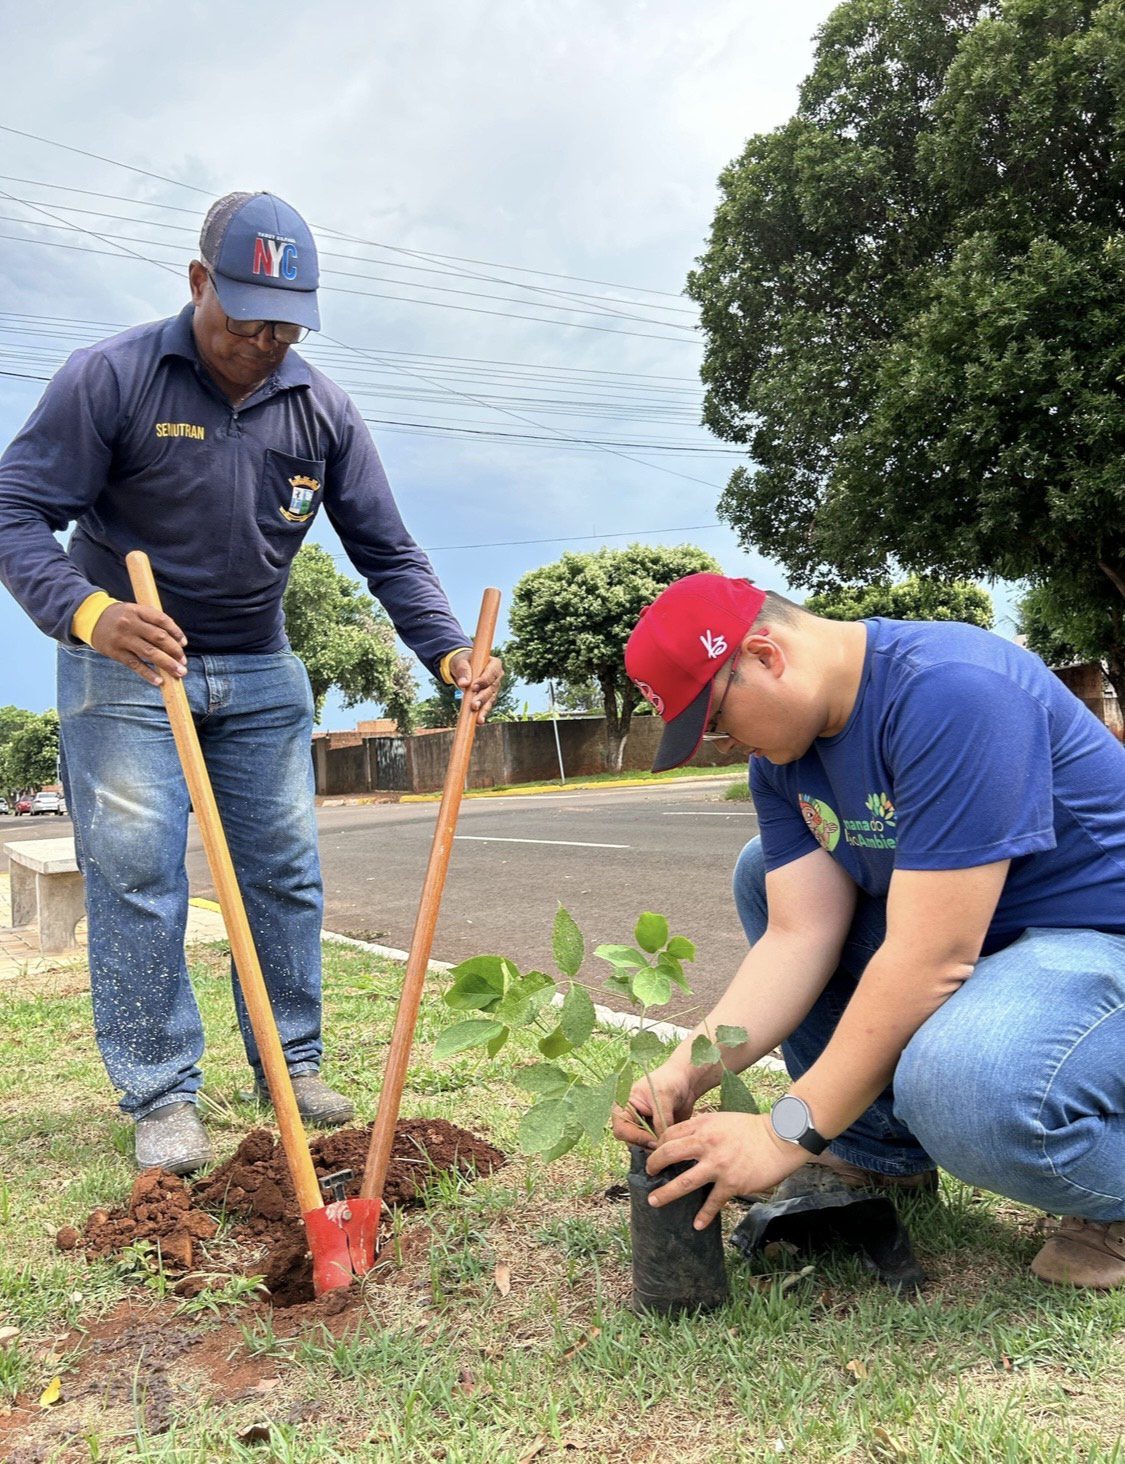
734, 837, 1125, 1221
57, 645, 324, 1119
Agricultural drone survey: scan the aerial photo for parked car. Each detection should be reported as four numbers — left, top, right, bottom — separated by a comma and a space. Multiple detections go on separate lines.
0, 797, 9, 815
30, 791, 63, 816
14, 796, 32, 815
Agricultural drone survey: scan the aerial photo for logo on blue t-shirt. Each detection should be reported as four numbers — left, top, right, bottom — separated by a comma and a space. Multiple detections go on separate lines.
798, 794, 840, 852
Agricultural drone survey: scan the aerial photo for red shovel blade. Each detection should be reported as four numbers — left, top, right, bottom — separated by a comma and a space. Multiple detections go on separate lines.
304, 1198, 382, 1294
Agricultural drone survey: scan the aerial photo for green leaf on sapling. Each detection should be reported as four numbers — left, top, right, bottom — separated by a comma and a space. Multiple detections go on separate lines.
434, 1020, 507, 1060
486, 1028, 509, 1058
690, 1035, 721, 1067
634, 912, 669, 953
443, 956, 511, 1012
666, 935, 696, 962
538, 1121, 585, 1163
656, 952, 690, 992
569, 1074, 618, 1142
603, 972, 635, 1001
518, 971, 557, 1013
552, 907, 585, 978
558, 983, 596, 1047
594, 944, 649, 972
493, 990, 531, 1028
538, 1026, 573, 1060
629, 1029, 667, 1066
715, 1024, 748, 1049
719, 1069, 759, 1114
515, 1063, 571, 1098
519, 1097, 572, 1155
630, 963, 672, 1009
615, 1063, 637, 1107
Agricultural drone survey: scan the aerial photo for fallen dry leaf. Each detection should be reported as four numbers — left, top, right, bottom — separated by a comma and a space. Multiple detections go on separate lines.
845, 1359, 869, 1382
778, 1264, 816, 1294
235, 1423, 272, 1446
562, 1326, 602, 1360
248, 1378, 281, 1394
0, 1327, 20, 1348
494, 1262, 512, 1296
38, 1377, 61, 1410
518, 1436, 550, 1464
872, 1424, 909, 1458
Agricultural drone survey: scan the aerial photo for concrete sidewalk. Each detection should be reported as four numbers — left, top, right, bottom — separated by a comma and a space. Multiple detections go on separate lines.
0, 871, 227, 989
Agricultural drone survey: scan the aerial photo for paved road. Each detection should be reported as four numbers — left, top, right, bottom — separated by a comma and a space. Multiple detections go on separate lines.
1, 781, 760, 1022
220, 780, 757, 1022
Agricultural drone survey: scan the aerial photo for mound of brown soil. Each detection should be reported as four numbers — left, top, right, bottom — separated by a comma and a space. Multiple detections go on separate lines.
60, 1117, 506, 1307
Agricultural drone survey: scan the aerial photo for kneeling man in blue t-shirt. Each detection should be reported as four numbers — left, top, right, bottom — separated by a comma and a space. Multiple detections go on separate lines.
614, 572, 1125, 1290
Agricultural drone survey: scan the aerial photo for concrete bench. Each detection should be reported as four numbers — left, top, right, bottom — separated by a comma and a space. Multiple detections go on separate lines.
3, 838, 86, 954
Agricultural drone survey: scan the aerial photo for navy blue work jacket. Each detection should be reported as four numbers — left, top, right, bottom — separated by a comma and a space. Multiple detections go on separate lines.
0, 305, 468, 669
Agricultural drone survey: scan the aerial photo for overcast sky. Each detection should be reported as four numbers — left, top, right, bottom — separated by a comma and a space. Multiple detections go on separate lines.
0, 0, 1018, 726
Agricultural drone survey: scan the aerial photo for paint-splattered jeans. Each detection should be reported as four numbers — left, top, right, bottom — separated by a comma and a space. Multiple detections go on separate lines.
734, 837, 1125, 1221
57, 645, 324, 1119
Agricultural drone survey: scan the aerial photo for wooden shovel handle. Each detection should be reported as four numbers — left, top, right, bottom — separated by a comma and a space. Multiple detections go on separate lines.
360, 589, 501, 1203
125, 551, 323, 1217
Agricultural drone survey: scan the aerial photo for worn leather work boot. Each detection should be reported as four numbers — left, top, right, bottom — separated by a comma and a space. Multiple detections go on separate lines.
134, 1102, 213, 1175
1031, 1218, 1125, 1289
255, 1073, 355, 1127
808, 1148, 940, 1195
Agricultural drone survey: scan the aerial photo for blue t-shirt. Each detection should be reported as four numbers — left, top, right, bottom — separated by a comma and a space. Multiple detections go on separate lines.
751, 619, 1125, 950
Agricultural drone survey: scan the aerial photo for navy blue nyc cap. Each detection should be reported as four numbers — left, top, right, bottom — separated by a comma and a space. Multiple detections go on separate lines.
199, 191, 320, 331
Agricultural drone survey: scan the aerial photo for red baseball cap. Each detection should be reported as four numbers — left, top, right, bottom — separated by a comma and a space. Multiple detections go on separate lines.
625, 573, 766, 772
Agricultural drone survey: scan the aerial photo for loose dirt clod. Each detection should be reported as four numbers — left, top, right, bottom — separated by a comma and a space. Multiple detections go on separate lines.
62, 1118, 506, 1308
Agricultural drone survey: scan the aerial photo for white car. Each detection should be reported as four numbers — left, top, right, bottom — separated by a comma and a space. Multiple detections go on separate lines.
30, 791, 64, 816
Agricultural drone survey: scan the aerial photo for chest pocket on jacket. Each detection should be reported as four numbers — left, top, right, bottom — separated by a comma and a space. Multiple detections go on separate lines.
257, 448, 326, 556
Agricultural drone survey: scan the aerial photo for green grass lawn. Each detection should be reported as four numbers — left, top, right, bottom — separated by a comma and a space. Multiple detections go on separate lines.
1, 940, 1122, 1462
401, 763, 746, 801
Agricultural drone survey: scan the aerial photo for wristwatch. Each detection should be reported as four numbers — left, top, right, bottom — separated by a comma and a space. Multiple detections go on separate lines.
770, 1094, 829, 1155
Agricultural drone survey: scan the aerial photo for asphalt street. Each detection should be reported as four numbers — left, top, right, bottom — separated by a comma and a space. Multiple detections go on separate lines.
0, 779, 760, 1022
271, 779, 758, 1022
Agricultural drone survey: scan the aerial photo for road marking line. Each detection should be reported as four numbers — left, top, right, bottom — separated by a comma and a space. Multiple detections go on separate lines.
454, 835, 630, 849
661, 811, 757, 817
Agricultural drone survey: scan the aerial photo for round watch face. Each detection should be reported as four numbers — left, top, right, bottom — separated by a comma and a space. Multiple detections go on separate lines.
771, 1094, 811, 1143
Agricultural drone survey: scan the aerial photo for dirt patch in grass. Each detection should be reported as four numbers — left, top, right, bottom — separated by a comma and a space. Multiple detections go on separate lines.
60, 1117, 505, 1306
1, 1118, 507, 1460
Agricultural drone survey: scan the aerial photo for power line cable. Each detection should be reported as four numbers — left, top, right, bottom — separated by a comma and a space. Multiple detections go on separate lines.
0, 227, 696, 344
0, 157, 726, 493
0, 122, 692, 301
0, 203, 695, 329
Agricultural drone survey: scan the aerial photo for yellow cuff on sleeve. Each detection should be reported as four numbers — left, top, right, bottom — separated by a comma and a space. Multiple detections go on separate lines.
439, 647, 473, 685
71, 592, 119, 646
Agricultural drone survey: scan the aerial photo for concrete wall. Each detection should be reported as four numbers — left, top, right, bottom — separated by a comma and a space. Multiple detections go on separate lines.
314, 715, 746, 796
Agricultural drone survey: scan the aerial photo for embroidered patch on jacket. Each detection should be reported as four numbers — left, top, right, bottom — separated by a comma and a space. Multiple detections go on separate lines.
155, 422, 206, 440
281, 474, 321, 522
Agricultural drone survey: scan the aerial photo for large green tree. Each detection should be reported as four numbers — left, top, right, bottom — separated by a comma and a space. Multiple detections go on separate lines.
806, 575, 993, 627
282, 545, 417, 729
506, 544, 721, 769
688, 0, 1125, 698
0, 709, 59, 796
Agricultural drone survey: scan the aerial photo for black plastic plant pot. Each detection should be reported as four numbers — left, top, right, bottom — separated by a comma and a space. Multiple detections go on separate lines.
627, 1143, 730, 1315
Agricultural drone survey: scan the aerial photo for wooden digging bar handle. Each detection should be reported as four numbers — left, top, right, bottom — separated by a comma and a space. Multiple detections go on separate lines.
125, 551, 323, 1219
360, 587, 501, 1204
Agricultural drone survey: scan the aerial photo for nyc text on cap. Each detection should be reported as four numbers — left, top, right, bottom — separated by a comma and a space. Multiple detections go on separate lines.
199, 191, 320, 331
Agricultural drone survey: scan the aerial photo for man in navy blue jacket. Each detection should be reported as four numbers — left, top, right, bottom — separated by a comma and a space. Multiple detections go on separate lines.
0, 192, 502, 1173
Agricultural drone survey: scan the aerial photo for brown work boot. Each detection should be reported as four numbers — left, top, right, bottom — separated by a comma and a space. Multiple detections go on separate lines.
809, 1149, 940, 1195
1031, 1217, 1125, 1289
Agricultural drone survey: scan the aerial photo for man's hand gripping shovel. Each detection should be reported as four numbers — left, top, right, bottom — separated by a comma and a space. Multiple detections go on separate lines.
127, 553, 498, 1293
